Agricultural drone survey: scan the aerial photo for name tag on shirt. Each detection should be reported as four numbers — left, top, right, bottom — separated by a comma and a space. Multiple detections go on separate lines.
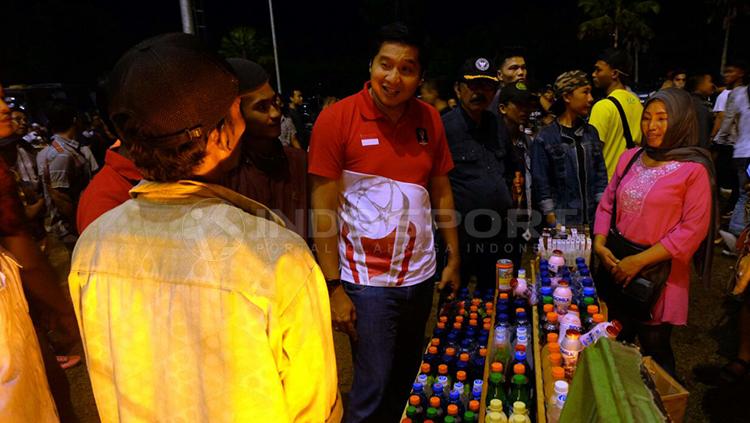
361, 137, 380, 147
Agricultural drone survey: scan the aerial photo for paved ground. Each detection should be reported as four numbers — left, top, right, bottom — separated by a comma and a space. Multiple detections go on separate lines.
50, 237, 744, 422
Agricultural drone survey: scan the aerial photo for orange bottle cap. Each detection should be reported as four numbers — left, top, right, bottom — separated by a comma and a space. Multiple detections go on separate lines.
469, 319, 478, 326
514, 363, 525, 374
570, 304, 579, 312
547, 311, 558, 322
470, 313, 479, 320
402, 419, 412, 423
431, 338, 440, 346
485, 301, 494, 309
483, 323, 492, 331
548, 343, 560, 354
455, 315, 465, 323
472, 298, 482, 305
447, 404, 458, 415
469, 400, 480, 411
453, 322, 462, 330
515, 307, 525, 314
438, 364, 448, 374
421, 363, 431, 373
587, 305, 599, 314
437, 322, 446, 329
457, 370, 467, 381
552, 366, 565, 379
515, 344, 526, 352
547, 332, 559, 343
470, 305, 479, 312
483, 317, 492, 324
409, 395, 421, 405
543, 304, 554, 313
593, 313, 605, 323
549, 352, 562, 366
430, 396, 441, 407
479, 348, 488, 357
491, 362, 503, 373
446, 347, 456, 356
428, 346, 438, 354
460, 353, 470, 361
500, 293, 509, 300
440, 316, 448, 323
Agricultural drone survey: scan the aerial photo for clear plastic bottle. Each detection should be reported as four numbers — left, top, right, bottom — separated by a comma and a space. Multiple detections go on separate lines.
544, 366, 565, 406
485, 399, 508, 423
546, 380, 569, 423
560, 329, 583, 380
543, 312, 560, 339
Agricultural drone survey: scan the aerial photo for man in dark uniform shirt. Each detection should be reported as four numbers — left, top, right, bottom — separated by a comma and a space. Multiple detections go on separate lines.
442, 57, 514, 289
221, 59, 308, 240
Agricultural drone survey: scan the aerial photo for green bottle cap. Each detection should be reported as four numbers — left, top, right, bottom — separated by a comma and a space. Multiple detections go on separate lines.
464, 410, 476, 422
512, 374, 527, 385
543, 295, 554, 304
406, 405, 417, 417
427, 407, 438, 419
584, 297, 595, 305
445, 417, 456, 423
490, 372, 503, 384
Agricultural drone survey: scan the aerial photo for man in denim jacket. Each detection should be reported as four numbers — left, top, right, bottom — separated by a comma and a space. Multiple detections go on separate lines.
532, 70, 608, 226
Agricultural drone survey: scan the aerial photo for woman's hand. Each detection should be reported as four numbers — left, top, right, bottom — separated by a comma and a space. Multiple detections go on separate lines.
612, 255, 646, 286
593, 234, 619, 272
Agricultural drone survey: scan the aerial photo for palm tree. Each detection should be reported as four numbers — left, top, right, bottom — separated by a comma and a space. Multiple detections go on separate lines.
218, 26, 274, 67
577, 0, 660, 83
707, 0, 750, 73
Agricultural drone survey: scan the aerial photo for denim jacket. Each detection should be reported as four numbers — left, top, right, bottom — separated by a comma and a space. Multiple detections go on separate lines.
531, 120, 608, 225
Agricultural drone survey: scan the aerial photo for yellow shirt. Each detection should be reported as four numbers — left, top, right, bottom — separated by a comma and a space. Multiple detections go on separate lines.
588, 89, 643, 180
69, 180, 342, 423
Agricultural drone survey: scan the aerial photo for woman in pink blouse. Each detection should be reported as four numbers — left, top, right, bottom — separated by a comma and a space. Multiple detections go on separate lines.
594, 88, 717, 377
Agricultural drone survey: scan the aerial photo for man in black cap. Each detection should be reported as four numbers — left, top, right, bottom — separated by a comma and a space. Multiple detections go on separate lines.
498, 82, 541, 262
442, 56, 514, 288
220, 58, 308, 240
68, 33, 342, 422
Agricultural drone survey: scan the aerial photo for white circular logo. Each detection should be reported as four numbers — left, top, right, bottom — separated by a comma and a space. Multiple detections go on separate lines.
475, 58, 490, 71
181, 198, 246, 261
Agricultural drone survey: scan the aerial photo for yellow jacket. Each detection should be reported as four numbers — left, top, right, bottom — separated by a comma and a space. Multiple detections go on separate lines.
69, 180, 342, 423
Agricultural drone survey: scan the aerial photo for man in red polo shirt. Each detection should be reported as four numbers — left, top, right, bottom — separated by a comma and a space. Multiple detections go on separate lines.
76, 140, 142, 233
309, 23, 461, 422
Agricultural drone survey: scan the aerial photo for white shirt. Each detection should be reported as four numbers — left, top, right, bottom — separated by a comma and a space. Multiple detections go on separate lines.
713, 89, 731, 112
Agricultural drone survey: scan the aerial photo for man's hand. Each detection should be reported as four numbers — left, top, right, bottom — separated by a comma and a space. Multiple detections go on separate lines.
438, 261, 461, 295
329, 285, 357, 342
45, 310, 81, 354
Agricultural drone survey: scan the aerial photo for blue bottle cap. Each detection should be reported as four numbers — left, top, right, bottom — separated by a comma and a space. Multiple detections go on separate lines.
540, 259, 549, 266
438, 375, 449, 386
582, 277, 594, 287
433, 382, 444, 393
542, 277, 552, 286
576, 257, 585, 264
413, 382, 423, 392
473, 379, 483, 389
453, 382, 464, 393
581, 269, 591, 276
583, 287, 596, 296
540, 287, 553, 296
515, 350, 527, 361
450, 390, 460, 401
498, 313, 510, 323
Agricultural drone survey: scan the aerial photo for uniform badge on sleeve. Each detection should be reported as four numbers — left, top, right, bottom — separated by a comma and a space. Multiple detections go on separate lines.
416, 128, 428, 146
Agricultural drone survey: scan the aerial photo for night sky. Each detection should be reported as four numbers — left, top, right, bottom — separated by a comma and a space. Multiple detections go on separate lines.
3, 0, 749, 98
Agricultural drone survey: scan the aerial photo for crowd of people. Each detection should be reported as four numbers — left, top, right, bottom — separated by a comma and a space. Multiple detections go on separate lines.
0, 21, 748, 423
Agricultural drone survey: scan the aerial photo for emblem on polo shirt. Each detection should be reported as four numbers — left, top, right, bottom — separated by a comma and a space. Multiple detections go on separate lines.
416, 128, 428, 146
475, 58, 490, 71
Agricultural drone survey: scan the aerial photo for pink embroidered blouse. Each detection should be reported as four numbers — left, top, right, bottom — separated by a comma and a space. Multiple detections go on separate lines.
594, 148, 712, 325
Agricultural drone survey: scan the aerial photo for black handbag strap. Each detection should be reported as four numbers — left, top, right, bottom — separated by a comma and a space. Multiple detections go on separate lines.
607, 96, 636, 149
610, 148, 644, 231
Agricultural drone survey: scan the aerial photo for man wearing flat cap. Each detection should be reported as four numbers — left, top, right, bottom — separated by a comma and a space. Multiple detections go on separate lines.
220, 58, 308, 241
68, 33, 342, 422
442, 56, 515, 289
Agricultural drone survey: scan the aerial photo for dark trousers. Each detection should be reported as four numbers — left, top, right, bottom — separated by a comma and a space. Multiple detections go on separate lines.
608, 304, 677, 377
343, 279, 434, 423
715, 144, 740, 212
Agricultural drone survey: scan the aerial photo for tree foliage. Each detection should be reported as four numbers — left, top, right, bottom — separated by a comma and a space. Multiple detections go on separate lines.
577, 0, 660, 48
218, 26, 274, 67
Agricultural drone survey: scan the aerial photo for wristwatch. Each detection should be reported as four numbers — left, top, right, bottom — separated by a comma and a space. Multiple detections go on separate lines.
326, 278, 342, 293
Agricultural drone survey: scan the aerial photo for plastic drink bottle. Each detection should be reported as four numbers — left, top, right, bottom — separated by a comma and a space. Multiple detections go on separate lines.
548, 250, 565, 274
472, 380, 483, 401
508, 401, 532, 423
486, 411, 508, 423
468, 399, 480, 416
582, 305, 599, 331
560, 329, 583, 379
493, 327, 511, 367
438, 363, 453, 387
485, 365, 508, 408
426, 406, 439, 422
471, 348, 487, 382
558, 307, 582, 340
446, 403, 462, 423
445, 416, 457, 423
463, 410, 477, 423
425, 346, 440, 372
580, 320, 622, 347
544, 312, 560, 339
411, 383, 429, 410
541, 332, 559, 362
448, 389, 465, 414
408, 395, 425, 420
544, 366, 565, 405
507, 375, 531, 415
429, 396, 444, 420
485, 399, 508, 423
546, 380, 569, 423
553, 280, 573, 315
